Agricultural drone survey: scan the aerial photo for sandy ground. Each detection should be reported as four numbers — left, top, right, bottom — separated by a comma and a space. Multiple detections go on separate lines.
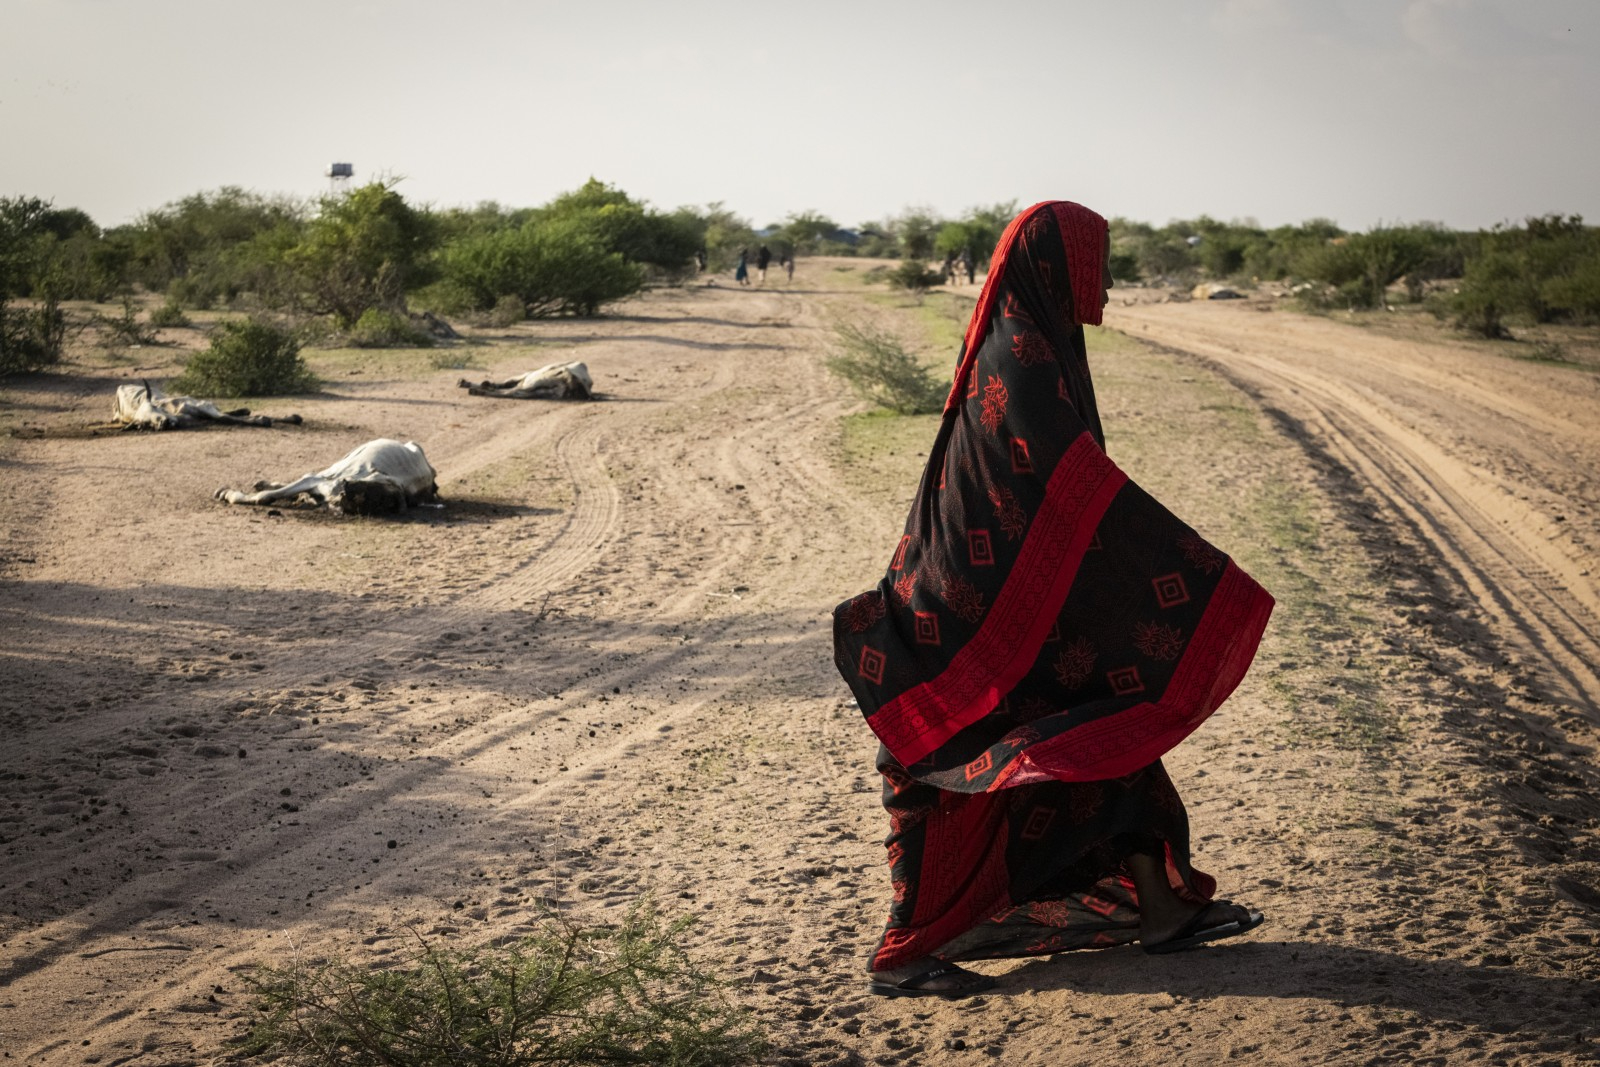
2, 266, 1599, 1065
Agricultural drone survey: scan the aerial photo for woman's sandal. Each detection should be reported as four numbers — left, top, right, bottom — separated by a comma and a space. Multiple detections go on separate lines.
868, 961, 996, 999
1143, 903, 1265, 955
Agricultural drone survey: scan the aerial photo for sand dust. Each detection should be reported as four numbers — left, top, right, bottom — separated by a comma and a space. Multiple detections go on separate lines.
2, 268, 1599, 1064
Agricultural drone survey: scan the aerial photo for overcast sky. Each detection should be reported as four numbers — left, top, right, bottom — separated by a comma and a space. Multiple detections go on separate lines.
3, 0, 1597, 232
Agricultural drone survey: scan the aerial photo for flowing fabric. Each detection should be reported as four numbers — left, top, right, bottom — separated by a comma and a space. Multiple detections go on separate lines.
832, 201, 1274, 970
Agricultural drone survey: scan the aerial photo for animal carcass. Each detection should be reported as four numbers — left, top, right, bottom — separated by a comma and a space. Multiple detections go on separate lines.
113, 382, 301, 431
459, 362, 594, 400
1189, 283, 1245, 301
215, 439, 439, 515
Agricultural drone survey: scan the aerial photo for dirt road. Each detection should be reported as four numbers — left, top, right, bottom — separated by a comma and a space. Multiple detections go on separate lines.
1115, 298, 1600, 712
2, 271, 1598, 1065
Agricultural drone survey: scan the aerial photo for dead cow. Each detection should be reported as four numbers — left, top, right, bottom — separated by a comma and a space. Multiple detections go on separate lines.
459, 361, 593, 400
114, 381, 302, 431
215, 439, 439, 515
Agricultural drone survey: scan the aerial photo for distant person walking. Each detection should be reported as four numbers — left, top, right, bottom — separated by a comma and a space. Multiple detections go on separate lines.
696, 248, 707, 274
833, 200, 1272, 998
785, 251, 795, 283
735, 248, 750, 286
757, 244, 772, 284
959, 246, 975, 285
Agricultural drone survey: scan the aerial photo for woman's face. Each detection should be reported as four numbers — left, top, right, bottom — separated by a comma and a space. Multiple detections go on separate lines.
1101, 233, 1115, 309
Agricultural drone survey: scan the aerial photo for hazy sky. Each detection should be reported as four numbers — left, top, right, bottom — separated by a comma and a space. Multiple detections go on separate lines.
3, 0, 1597, 232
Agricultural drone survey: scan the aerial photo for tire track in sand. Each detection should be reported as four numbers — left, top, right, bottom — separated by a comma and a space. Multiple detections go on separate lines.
1115, 303, 1600, 713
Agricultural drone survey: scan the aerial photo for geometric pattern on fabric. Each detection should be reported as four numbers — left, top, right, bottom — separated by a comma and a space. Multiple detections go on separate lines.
835, 199, 1274, 974
1153, 572, 1190, 609
834, 200, 1273, 797
859, 646, 885, 685
968, 529, 994, 566
1107, 666, 1144, 696
871, 749, 1220, 971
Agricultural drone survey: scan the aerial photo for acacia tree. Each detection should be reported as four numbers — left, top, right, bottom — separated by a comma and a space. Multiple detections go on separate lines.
287, 182, 435, 325
671, 202, 755, 271
0, 197, 69, 374
778, 210, 839, 254
893, 207, 942, 260
127, 187, 305, 307
528, 178, 700, 276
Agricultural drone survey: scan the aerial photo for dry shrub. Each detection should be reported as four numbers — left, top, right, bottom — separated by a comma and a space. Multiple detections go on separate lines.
241, 903, 765, 1067
826, 317, 947, 415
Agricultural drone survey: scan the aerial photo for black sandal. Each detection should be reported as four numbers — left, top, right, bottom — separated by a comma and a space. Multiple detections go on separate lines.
1143, 903, 1265, 955
868, 961, 996, 999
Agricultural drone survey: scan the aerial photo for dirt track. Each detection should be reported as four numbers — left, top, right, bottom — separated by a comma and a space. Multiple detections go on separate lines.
1116, 298, 1600, 711
3, 271, 1599, 1065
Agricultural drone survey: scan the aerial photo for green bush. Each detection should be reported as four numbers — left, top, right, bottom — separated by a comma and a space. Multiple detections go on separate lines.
288, 182, 436, 326
670, 202, 755, 272
489, 293, 527, 326
1449, 216, 1600, 336
826, 318, 947, 415
148, 299, 192, 328
532, 179, 700, 276
888, 258, 944, 293
99, 297, 158, 345
127, 187, 306, 304
441, 218, 643, 318
348, 307, 434, 348
171, 318, 316, 397
1450, 246, 1524, 338
0, 299, 67, 376
240, 903, 765, 1067
1293, 228, 1431, 309
775, 210, 841, 255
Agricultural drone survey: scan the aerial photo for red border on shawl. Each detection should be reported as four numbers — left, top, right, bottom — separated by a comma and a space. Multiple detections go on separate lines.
874, 793, 1013, 971
865, 432, 1128, 766
1001, 561, 1275, 785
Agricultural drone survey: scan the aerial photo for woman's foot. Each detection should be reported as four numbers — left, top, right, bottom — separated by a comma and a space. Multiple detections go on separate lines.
1141, 900, 1265, 954
869, 957, 995, 998
1124, 851, 1265, 953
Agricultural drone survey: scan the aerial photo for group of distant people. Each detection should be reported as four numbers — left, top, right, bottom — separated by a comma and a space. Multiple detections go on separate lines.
939, 247, 977, 285
722, 244, 793, 286
703, 242, 985, 289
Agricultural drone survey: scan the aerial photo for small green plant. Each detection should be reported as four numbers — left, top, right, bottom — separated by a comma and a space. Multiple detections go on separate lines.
428, 349, 481, 371
888, 258, 944, 294
172, 318, 316, 397
347, 307, 434, 348
0, 299, 67, 376
1521, 340, 1571, 364
826, 317, 947, 415
148, 298, 192, 328
99, 297, 159, 345
490, 293, 526, 327
240, 902, 765, 1067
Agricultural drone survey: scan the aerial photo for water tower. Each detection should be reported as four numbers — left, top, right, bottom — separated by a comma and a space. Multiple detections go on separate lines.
327, 162, 354, 195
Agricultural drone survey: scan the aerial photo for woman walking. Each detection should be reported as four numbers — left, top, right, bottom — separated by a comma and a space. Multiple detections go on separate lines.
832, 201, 1274, 997
734, 248, 750, 286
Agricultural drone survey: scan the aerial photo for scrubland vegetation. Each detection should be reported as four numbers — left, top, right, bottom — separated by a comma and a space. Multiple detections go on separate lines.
241, 904, 765, 1067
3, 183, 1598, 382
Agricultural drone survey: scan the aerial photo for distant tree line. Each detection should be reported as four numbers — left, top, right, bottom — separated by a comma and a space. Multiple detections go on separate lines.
1106, 213, 1600, 337
4, 184, 1598, 377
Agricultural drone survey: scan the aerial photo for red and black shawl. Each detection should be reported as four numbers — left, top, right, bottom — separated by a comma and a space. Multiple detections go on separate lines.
832, 201, 1274, 968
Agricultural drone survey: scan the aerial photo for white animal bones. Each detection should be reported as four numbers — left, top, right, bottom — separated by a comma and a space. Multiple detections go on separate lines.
215, 439, 439, 515
458, 361, 594, 400
114, 381, 302, 431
